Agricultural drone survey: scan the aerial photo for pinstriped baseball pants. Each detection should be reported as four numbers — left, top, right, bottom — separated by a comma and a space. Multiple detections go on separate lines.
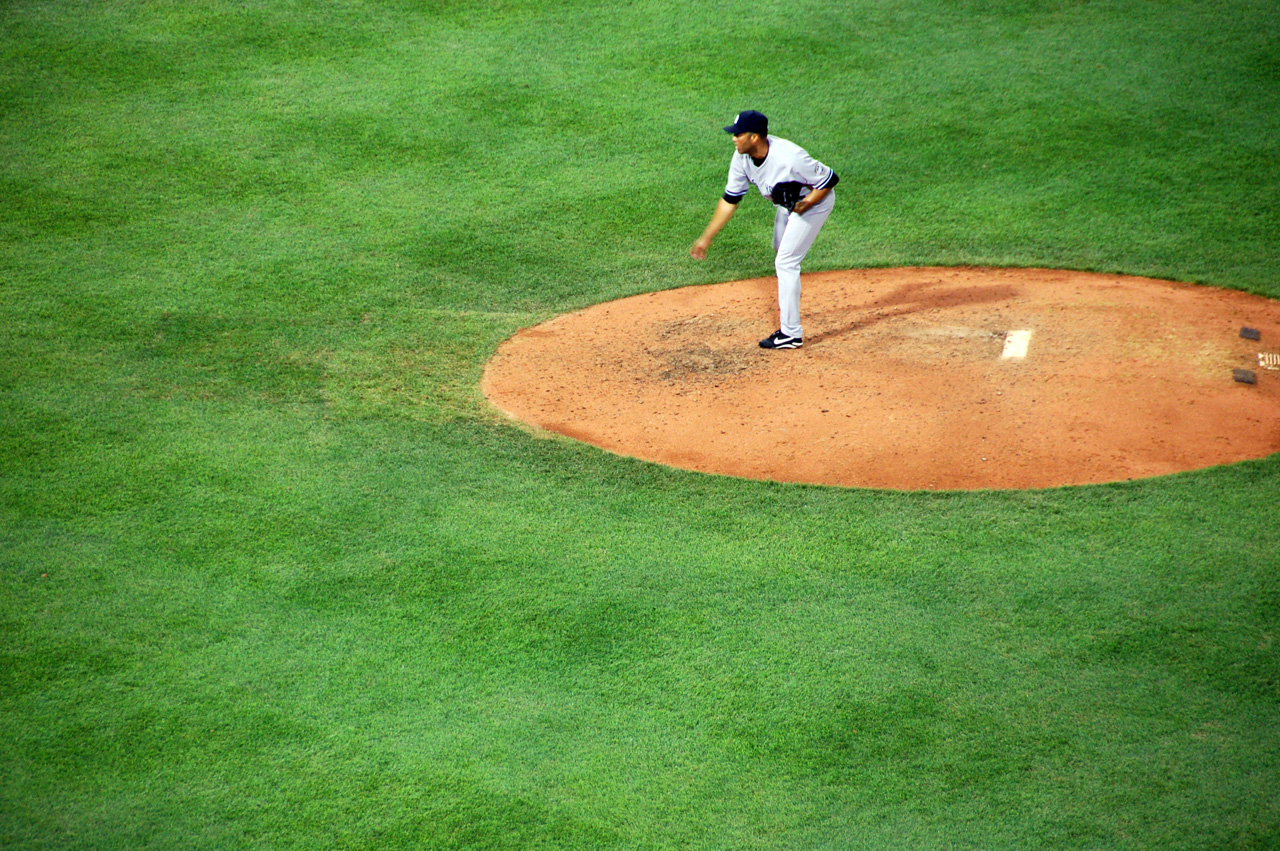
772, 190, 834, 339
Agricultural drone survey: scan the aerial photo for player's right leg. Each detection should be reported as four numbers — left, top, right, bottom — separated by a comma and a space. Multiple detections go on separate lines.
772, 206, 789, 252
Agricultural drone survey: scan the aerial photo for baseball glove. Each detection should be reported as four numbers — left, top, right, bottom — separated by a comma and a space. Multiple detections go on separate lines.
770, 181, 805, 212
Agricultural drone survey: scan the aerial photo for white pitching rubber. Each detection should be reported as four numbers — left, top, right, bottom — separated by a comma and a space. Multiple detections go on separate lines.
1001, 329, 1032, 360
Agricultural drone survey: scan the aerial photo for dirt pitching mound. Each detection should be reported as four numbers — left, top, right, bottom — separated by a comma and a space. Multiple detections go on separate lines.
483, 267, 1280, 490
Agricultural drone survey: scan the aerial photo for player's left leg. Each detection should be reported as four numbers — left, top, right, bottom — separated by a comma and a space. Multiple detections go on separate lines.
773, 193, 834, 339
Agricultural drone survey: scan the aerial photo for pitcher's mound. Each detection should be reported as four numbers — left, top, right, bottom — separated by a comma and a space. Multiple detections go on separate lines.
483, 267, 1280, 490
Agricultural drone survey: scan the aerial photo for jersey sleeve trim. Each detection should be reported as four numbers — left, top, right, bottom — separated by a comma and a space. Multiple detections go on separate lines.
723, 191, 746, 204
817, 170, 839, 190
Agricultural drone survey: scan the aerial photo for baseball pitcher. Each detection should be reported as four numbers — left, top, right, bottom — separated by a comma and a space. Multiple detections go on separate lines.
690, 110, 839, 349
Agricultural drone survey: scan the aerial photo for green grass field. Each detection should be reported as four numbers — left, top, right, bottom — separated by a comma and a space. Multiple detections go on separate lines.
3, 0, 1278, 848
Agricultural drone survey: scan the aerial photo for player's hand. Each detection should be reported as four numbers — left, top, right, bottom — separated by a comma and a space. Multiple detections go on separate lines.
689, 239, 709, 260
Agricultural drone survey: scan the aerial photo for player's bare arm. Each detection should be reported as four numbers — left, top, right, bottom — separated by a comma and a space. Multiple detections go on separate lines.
690, 198, 738, 260
792, 186, 831, 216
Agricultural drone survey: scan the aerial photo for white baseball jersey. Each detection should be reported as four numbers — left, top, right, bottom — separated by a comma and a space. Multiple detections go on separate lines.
723, 135, 838, 205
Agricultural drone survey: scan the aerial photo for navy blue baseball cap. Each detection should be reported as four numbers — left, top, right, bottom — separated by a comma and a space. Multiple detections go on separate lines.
724, 110, 768, 135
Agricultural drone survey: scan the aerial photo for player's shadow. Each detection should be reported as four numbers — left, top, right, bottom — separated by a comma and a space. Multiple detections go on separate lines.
806, 279, 1021, 344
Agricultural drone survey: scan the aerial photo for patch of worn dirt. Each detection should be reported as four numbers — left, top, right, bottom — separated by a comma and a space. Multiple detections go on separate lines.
483, 267, 1280, 490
